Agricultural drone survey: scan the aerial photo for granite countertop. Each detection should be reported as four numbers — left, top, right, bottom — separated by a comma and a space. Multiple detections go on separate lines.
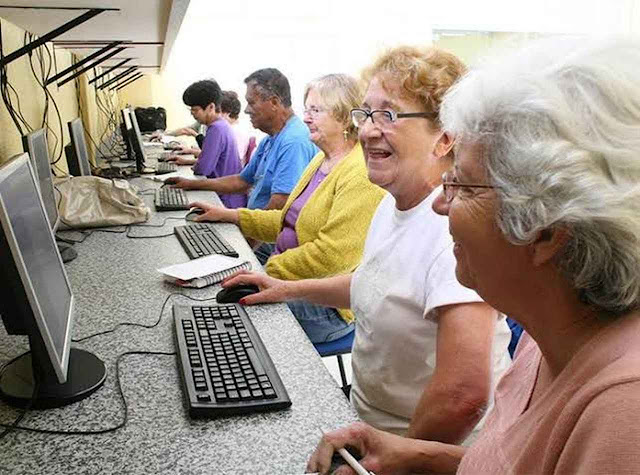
0, 152, 358, 474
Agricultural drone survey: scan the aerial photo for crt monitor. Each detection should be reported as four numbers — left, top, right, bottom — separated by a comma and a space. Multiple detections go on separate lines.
120, 107, 134, 161
128, 109, 148, 173
0, 154, 105, 408
66, 118, 92, 176
21, 128, 59, 231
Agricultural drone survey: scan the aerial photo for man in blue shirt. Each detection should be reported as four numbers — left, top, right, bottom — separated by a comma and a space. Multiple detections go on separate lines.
167, 68, 317, 211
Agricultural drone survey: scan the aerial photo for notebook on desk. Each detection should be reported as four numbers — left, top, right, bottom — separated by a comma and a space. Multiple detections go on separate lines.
158, 254, 252, 288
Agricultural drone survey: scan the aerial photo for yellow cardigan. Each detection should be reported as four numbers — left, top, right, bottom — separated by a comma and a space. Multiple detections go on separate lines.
238, 142, 385, 324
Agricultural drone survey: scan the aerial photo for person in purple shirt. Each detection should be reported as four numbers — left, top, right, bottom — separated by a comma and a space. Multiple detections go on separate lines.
168, 79, 246, 208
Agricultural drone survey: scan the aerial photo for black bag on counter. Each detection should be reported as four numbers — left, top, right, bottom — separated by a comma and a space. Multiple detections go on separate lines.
134, 107, 167, 132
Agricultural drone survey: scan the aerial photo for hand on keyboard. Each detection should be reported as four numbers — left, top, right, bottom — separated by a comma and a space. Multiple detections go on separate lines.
221, 271, 290, 306
165, 177, 195, 189
188, 201, 239, 224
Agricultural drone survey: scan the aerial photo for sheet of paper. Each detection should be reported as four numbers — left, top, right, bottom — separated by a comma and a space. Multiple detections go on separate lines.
158, 254, 245, 280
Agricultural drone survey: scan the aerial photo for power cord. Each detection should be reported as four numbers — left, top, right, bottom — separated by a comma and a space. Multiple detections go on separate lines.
0, 294, 216, 439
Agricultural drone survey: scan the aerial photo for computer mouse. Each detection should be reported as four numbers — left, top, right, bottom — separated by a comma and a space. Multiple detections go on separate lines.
185, 208, 206, 222
216, 284, 260, 304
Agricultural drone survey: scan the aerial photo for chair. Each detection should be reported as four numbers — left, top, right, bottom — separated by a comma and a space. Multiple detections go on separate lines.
314, 330, 355, 398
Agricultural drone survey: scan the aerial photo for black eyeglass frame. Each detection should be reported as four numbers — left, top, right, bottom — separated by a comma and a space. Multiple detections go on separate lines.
350, 108, 431, 127
441, 171, 497, 203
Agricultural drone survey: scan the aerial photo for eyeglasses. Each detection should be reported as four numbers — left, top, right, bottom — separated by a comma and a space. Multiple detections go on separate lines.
441, 170, 496, 203
303, 106, 326, 117
350, 108, 431, 128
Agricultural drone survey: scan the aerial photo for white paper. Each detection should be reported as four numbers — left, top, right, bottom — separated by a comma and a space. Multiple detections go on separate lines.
158, 254, 246, 281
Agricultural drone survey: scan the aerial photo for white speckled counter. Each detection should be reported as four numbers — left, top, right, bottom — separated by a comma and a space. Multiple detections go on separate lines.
0, 153, 358, 474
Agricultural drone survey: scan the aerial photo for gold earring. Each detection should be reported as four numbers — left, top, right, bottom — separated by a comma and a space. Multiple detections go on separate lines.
343, 130, 348, 141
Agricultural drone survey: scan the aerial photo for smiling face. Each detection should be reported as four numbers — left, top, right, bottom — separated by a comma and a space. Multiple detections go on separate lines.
432, 142, 528, 304
303, 88, 344, 149
359, 73, 443, 205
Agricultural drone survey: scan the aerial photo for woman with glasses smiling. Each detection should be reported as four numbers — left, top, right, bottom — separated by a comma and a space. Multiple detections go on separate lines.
190, 73, 385, 344
307, 37, 640, 475
223, 46, 511, 442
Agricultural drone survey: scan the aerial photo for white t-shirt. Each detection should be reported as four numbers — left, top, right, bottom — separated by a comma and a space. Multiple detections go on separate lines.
350, 188, 512, 436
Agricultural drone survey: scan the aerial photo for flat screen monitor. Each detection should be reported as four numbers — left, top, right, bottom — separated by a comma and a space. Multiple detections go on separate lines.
66, 118, 92, 176
120, 108, 134, 161
0, 154, 105, 408
22, 129, 60, 232
128, 109, 147, 173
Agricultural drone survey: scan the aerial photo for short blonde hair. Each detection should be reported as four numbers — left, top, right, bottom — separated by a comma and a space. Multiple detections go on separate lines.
304, 73, 362, 141
362, 45, 467, 128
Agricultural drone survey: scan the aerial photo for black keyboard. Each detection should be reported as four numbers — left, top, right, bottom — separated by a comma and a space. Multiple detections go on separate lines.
173, 304, 291, 417
174, 223, 239, 259
155, 188, 190, 211
156, 163, 178, 174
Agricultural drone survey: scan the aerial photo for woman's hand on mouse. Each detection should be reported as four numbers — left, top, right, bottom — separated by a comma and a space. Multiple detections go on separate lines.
222, 271, 294, 305
189, 201, 239, 224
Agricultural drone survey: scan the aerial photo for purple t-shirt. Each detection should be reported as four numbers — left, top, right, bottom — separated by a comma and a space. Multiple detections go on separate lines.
192, 119, 247, 209
274, 167, 328, 255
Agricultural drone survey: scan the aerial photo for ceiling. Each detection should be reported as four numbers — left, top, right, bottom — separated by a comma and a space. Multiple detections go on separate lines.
0, 0, 190, 79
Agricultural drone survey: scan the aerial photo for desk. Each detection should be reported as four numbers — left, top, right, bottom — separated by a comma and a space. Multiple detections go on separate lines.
0, 153, 358, 474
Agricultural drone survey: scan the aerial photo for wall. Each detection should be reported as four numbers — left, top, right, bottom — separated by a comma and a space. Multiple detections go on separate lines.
117, 0, 640, 134
0, 16, 125, 172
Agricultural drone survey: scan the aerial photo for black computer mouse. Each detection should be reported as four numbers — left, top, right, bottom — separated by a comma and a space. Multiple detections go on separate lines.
185, 208, 205, 222
216, 284, 260, 304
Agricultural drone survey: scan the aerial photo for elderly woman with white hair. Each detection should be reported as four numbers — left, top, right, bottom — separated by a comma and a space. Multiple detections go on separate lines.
306, 37, 640, 475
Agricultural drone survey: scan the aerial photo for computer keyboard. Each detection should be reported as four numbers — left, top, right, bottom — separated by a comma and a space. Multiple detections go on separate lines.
155, 163, 178, 174
173, 303, 292, 417
154, 188, 190, 211
174, 223, 239, 259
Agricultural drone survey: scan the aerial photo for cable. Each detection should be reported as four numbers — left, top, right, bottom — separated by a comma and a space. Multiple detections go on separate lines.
0, 294, 217, 438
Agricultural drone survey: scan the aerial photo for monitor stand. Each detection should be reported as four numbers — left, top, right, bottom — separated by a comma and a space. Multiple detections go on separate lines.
0, 348, 106, 409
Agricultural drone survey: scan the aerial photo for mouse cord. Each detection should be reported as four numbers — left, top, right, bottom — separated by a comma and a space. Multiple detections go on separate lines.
0, 294, 217, 439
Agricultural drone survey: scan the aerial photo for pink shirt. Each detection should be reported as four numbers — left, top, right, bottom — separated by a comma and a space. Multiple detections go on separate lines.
458, 315, 640, 474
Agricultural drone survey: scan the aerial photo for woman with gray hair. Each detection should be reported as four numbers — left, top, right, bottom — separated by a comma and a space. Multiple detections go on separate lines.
191, 74, 385, 343
306, 37, 640, 474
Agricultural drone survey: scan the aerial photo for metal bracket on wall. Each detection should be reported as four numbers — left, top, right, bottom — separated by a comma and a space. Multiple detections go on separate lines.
114, 73, 144, 91
56, 45, 127, 87
0, 6, 119, 68
88, 58, 132, 85
46, 41, 123, 85
96, 66, 138, 90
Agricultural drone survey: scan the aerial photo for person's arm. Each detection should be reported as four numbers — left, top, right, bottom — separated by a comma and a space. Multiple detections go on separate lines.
306, 422, 466, 475
264, 193, 289, 210
165, 174, 250, 194
187, 201, 239, 224
221, 271, 353, 309
406, 302, 498, 443
164, 125, 199, 137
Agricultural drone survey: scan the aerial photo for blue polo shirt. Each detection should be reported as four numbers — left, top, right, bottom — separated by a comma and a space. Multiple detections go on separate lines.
240, 115, 317, 209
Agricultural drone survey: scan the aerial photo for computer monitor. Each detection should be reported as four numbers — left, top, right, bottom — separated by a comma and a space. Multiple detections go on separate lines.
22, 129, 59, 232
120, 108, 134, 161
128, 109, 148, 173
0, 154, 105, 408
66, 118, 92, 177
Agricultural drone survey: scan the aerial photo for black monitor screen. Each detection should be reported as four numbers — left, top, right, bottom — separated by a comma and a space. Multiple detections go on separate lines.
0, 154, 73, 383
22, 129, 60, 232
129, 109, 147, 169
68, 118, 92, 176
